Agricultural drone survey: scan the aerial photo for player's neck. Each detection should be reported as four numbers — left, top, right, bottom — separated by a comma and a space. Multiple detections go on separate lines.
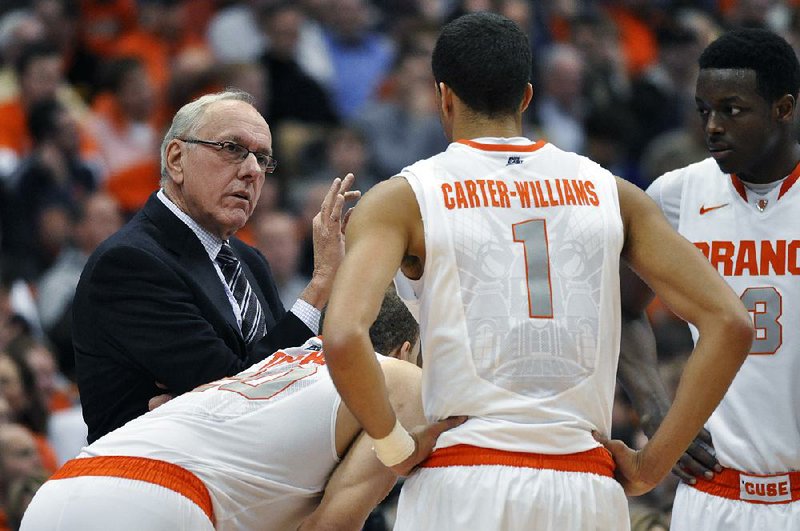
738, 143, 800, 184
451, 114, 523, 142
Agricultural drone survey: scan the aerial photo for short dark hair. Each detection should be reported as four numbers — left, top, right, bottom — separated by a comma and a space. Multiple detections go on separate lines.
13, 40, 60, 78
369, 286, 419, 356
432, 12, 531, 116
698, 28, 800, 102
27, 98, 64, 145
102, 56, 144, 94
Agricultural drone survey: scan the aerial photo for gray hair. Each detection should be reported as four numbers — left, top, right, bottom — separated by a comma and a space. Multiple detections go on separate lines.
159, 89, 256, 186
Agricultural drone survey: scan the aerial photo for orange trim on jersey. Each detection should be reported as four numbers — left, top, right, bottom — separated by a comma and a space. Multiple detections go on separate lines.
419, 444, 615, 477
691, 467, 800, 504
457, 139, 547, 152
51, 456, 215, 523
778, 161, 800, 199
730, 174, 748, 202
731, 161, 800, 203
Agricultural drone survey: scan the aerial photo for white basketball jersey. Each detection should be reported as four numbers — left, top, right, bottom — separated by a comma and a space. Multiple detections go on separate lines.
395, 137, 624, 454
85, 337, 355, 531
648, 157, 800, 474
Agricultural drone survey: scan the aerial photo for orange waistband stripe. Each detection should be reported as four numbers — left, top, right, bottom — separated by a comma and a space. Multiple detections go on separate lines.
420, 444, 615, 477
692, 467, 800, 505
51, 456, 215, 522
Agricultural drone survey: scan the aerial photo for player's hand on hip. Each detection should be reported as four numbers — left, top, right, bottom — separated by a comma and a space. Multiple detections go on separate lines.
672, 427, 720, 484
593, 431, 656, 496
389, 416, 467, 477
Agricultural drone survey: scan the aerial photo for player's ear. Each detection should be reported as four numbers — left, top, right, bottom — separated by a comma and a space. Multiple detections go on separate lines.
519, 83, 533, 113
775, 93, 795, 123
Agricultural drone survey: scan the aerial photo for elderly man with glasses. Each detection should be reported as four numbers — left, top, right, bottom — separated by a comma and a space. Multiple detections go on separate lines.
72, 90, 357, 443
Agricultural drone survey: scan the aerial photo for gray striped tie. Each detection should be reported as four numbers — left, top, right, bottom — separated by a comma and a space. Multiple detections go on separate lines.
216, 243, 267, 345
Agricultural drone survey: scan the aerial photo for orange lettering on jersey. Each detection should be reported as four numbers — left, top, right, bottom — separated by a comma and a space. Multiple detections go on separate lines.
298, 351, 326, 366
514, 181, 532, 208
571, 180, 588, 205
554, 179, 566, 205
496, 180, 511, 208
464, 179, 480, 208
694, 240, 800, 276
562, 179, 577, 205
761, 240, 786, 275
734, 240, 758, 276
789, 241, 800, 274
453, 181, 468, 208
694, 241, 711, 259
544, 180, 560, 206
442, 183, 455, 210
476, 180, 491, 205
263, 352, 290, 369
535, 181, 549, 207
710, 241, 735, 275
585, 181, 600, 206
487, 179, 501, 207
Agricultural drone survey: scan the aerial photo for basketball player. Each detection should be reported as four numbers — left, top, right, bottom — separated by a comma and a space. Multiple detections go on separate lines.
321, 12, 753, 531
20, 288, 437, 531
621, 28, 800, 530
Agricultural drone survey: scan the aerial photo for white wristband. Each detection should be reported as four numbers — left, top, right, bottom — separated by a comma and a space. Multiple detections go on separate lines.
371, 418, 415, 467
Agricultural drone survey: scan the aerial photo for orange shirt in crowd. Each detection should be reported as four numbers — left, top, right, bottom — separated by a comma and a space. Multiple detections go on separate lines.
0, 98, 100, 163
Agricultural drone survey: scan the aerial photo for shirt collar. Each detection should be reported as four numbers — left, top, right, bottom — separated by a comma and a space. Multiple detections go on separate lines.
157, 189, 224, 261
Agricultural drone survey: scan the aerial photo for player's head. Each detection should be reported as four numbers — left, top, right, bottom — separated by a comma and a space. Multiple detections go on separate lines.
695, 28, 800, 177
368, 286, 420, 365
432, 12, 532, 121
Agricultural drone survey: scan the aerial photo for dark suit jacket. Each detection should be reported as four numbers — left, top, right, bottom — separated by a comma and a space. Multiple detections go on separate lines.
74, 193, 314, 442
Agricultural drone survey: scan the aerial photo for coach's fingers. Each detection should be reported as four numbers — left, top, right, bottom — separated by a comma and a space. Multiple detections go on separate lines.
148, 393, 174, 411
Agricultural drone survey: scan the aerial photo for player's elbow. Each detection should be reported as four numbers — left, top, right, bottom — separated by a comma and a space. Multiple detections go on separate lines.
322, 327, 362, 369
717, 304, 755, 361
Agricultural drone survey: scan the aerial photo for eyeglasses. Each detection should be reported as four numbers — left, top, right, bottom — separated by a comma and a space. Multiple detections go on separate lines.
179, 138, 278, 174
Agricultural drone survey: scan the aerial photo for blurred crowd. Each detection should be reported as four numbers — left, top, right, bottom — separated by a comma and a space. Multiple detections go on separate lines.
0, 0, 798, 529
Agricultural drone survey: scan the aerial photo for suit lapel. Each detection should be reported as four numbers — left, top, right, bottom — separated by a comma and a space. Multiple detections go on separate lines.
141, 194, 242, 339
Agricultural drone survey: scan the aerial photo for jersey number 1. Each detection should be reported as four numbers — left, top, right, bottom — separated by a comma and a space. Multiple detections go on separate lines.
513, 219, 554, 318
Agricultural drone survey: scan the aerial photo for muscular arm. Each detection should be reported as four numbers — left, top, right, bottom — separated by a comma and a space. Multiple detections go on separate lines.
322, 178, 459, 474
300, 359, 426, 530
604, 178, 753, 494
322, 179, 416, 441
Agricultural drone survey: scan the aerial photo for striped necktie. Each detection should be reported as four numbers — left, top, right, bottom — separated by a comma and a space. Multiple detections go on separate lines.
216, 243, 267, 345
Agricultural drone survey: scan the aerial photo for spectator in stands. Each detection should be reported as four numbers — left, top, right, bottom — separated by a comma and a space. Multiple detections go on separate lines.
319, 0, 395, 120
89, 57, 160, 215
353, 49, 448, 179
629, 20, 702, 159
299, 125, 378, 198
0, 350, 57, 475
535, 43, 587, 153
0, 423, 46, 531
0, 9, 45, 104
253, 210, 309, 308
259, 1, 338, 128
5, 98, 96, 279
36, 193, 122, 379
